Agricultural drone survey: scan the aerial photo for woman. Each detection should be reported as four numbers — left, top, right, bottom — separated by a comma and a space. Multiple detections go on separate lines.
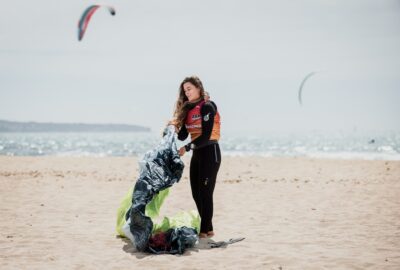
170, 76, 221, 239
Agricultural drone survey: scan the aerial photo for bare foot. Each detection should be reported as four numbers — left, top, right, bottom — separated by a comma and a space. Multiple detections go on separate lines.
207, 231, 215, 238
199, 233, 208, 238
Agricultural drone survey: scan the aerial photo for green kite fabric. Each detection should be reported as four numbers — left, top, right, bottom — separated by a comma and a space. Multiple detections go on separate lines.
116, 187, 200, 237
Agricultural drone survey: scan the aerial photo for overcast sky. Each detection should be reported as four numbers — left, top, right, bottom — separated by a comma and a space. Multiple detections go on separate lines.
1, 0, 399, 134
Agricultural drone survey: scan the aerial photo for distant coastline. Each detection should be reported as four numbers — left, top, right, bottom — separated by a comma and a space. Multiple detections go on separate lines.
0, 120, 151, 132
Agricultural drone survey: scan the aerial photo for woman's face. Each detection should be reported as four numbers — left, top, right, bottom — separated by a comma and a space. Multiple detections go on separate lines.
183, 82, 201, 102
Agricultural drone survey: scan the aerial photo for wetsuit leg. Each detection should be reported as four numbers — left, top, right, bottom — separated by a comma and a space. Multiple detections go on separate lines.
189, 151, 202, 222
197, 143, 221, 233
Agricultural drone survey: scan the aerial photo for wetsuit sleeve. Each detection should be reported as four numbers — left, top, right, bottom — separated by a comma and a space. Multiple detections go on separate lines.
177, 124, 189, 141
184, 102, 216, 151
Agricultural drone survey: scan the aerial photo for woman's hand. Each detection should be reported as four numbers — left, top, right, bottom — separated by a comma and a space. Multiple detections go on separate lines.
167, 119, 179, 133
167, 119, 176, 125
179, 146, 186, 156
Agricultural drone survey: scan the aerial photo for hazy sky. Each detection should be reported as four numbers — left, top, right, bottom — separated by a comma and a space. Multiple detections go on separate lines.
1, 0, 399, 134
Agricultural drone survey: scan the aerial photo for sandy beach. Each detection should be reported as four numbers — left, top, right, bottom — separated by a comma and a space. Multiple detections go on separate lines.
0, 155, 399, 269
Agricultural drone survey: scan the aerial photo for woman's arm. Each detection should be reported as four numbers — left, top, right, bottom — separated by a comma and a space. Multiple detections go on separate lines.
177, 123, 189, 141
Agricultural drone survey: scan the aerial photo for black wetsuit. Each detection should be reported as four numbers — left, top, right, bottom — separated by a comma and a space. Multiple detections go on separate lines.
178, 100, 221, 234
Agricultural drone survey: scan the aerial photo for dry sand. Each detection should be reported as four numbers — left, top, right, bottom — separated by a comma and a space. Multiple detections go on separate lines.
1, 156, 399, 269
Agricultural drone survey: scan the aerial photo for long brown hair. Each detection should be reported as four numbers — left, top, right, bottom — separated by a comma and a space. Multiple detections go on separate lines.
173, 76, 205, 129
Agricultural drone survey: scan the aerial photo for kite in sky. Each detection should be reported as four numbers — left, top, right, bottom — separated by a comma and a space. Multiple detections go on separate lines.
77, 5, 116, 41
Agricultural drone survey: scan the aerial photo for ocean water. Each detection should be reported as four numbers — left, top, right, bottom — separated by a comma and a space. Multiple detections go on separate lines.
0, 131, 399, 160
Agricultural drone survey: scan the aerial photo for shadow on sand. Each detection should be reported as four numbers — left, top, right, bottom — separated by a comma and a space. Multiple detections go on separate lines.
118, 235, 245, 258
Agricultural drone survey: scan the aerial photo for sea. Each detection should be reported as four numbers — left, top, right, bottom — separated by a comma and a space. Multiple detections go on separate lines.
0, 131, 399, 160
